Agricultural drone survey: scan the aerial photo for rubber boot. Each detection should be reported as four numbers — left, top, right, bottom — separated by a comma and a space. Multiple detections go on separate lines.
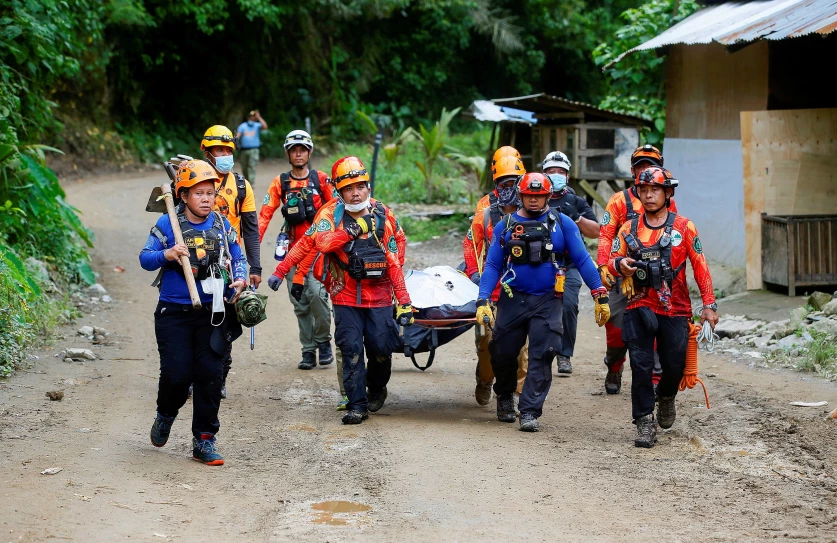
634, 414, 657, 448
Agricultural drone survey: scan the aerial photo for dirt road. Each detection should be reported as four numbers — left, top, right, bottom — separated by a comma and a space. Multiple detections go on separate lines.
2, 165, 837, 542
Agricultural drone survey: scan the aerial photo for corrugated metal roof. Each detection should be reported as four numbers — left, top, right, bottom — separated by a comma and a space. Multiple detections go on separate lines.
608, 0, 837, 66
490, 93, 652, 126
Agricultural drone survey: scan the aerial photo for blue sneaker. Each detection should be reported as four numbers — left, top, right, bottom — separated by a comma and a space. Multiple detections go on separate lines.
192, 433, 224, 466
150, 413, 175, 448
336, 395, 349, 411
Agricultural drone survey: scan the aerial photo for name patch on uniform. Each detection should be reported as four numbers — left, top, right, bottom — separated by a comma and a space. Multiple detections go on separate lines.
671, 230, 683, 247
640, 249, 661, 260
317, 218, 331, 232
601, 211, 611, 226
694, 236, 703, 254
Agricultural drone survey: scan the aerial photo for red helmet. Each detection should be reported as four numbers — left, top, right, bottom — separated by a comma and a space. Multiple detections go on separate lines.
516, 172, 552, 196
631, 144, 663, 168
635, 166, 678, 188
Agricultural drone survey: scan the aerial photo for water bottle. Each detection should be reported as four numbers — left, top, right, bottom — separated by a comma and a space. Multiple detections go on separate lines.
274, 232, 289, 261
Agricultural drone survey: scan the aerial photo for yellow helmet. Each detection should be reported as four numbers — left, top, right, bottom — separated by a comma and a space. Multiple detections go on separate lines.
332, 156, 370, 191
201, 125, 236, 151
492, 155, 525, 182
174, 160, 219, 196
492, 146, 521, 166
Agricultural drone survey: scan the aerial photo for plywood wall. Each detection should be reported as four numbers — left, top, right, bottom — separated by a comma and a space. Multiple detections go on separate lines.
667, 42, 768, 140
741, 109, 837, 289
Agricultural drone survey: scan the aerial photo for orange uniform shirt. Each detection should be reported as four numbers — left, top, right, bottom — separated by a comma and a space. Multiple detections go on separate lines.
462, 191, 503, 301
608, 213, 715, 317
258, 170, 336, 247
598, 188, 677, 267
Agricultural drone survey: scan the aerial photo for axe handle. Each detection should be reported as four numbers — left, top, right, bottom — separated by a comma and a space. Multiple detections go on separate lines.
161, 183, 202, 309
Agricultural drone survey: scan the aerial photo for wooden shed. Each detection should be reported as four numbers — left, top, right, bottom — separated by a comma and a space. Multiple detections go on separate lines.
468, 95, 651, 203
610, 0, 837, 291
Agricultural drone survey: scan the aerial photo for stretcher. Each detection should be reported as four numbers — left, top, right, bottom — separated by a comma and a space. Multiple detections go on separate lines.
400, 266, 478, 371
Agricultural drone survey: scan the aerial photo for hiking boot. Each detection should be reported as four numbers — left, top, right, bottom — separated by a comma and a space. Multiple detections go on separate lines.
192, 433, 224, 465
367, 387, 388, 412
341, 410, 368, 425
298, 351, 316, 370
318, 342, 334, 366
556, 356, 572, 376
336, 395, 349, 411
474, 380, 492, 406
150, 413, 175, 448
220, 380, 227, 400
605, 366, 623, 395
519, 413, 540, 432
657, 395, 677, 429
496, 394, 516, 423
634, 414, 657, 448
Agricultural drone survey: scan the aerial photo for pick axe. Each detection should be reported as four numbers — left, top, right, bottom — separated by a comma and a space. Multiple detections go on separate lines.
145, 160, 202, 308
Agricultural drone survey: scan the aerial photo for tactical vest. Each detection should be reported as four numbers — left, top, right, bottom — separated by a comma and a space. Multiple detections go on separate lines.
624, 188, 639, 221
281, 170, 322, 225
335, 202, 388, 281
150, 211, 228, 286
499, 211, 563, 266
621, 212, 686, 290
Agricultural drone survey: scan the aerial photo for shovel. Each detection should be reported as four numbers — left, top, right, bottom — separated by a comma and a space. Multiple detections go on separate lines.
145, 165, 202, 308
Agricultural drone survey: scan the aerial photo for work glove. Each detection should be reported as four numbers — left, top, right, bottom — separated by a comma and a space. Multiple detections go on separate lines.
597, 264, 614, 290
470, 272, 481, 285
395, 303, 415, 326
267, 274, 283, 291
290, 282, 304, 302
591, 288, 610, 327
344, 215, 374, 239
475, 298, 495, 330
559, 202, 581, 222
621, 275, 636, 299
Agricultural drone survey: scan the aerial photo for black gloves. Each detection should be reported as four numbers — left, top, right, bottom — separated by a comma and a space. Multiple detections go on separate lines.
344, 215, 374, 239
290, 283, 304, 302
559, 202, 581, 222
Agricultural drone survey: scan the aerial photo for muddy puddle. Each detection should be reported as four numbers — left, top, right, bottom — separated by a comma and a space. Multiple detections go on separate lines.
311, 500, 372, 525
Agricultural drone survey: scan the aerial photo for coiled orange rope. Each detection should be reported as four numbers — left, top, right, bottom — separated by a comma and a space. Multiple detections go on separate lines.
678, 322, 710, 408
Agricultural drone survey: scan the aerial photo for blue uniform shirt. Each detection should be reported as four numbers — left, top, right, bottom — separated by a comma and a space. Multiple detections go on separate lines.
236, 121, 261, 149
478, 210, 602, 299
139, 213, 247, 305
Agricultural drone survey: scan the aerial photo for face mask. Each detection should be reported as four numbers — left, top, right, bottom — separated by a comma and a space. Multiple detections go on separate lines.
497, 186, 517, 206
344, 196, 371, 213
214, 155, 234, 174
547, 173, 567, 192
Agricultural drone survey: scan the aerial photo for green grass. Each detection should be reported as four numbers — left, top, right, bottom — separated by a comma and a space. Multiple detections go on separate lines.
398, 214, 470, 242
796, 330, 837, 379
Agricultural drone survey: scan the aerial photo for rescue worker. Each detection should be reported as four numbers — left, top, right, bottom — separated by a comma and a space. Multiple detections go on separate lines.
197, 126, 261, 398
607, 166, 718, 447
140, 159, 247, 465
597, 144, 674, 394
268, 195, 407, 410
462, 146, 529, 408
478, 172, 610, 432
259, 130, 336, 370
235, 109, 267, 185
309, 156, 414, 424
542, 151, 599, 376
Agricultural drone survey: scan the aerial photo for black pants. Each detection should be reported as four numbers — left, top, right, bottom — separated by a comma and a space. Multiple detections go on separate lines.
154, 301, 224, 438
333, 305, 401, 412
489, 289, 562, 417
622, 309, 688, 420
558, 266, 582, 358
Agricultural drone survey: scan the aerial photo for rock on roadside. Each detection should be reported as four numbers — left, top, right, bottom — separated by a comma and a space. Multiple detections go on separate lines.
60, 348, 97, 361
807, 291, 833, 311
714, 316, 765, 339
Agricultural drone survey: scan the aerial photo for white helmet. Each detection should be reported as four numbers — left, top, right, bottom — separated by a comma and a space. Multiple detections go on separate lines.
284, 130, 314, 151
542, 151, 571, 171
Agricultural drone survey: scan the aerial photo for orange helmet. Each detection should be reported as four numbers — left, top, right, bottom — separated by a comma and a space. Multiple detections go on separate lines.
635, 166, 678, 188
492, 155, 525, 182
516, 172, 552, 196
174, 160, 219, 196
332, 156, 370, 191
492, 146, 521, 165
630, 144, 663, 168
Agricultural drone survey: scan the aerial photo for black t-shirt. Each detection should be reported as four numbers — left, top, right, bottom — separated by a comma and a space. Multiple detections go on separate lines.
549, 191, 597, 222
